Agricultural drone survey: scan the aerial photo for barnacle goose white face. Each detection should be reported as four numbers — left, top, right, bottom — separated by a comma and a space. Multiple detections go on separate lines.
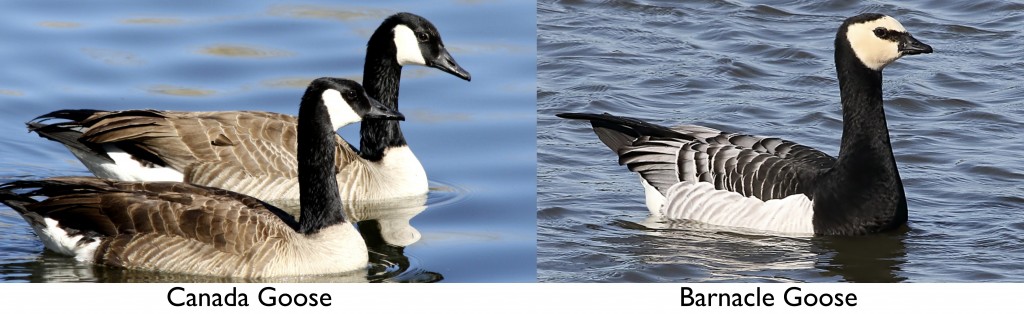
393, 24, 427, 66
846, 15, 925, 71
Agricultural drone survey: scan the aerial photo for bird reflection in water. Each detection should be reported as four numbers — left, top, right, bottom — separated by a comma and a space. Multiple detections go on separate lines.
270, 193, 442, 283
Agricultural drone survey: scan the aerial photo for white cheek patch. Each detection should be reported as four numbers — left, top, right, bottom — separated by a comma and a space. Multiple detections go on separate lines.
393, 25, 426, 66
846, 16, 907, 71
322, 89, 361, 130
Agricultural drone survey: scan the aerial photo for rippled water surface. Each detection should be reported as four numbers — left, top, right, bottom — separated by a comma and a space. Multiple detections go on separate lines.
538, 0, 1024, 282
0, 0, 536, 282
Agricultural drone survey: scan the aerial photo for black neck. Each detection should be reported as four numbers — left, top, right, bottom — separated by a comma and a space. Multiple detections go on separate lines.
297, 95, 347, 234
833, 44, 898, 177
359, 39, 407, 161
811, 37, 907, 235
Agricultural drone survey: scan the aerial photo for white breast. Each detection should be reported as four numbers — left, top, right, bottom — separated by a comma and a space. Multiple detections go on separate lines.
258, 223, 368, 277
337, 145, 428, 201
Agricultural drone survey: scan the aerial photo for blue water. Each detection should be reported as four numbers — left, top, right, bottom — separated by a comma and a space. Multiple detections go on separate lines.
538, 0, 1024, 282
0, 0, 536, 282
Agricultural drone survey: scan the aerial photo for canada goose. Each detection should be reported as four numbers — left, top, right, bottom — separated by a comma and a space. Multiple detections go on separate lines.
27, 12, 470, 202
0, 78, 405, 277
557, 13, 933, 236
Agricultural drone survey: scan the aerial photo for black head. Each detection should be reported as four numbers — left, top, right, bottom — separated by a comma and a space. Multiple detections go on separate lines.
370, 12, 471, 81
305, 77, 405, 130
839, 13, 933, 71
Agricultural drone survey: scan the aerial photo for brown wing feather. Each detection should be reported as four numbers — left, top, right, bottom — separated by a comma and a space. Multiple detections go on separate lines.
5, 177, 297, 258
67, 110, 360, 200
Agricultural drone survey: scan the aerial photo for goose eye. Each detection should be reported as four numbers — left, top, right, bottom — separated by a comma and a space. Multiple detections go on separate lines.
873, 28, 885, 37
416, 32, 429, 42
344, 90, 357, 100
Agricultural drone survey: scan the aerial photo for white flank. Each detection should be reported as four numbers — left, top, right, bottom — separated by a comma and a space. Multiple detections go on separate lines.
846, 15, 907, 70
658, 181, 815, 235
30, 218, 99, 262
322, 89, 362, 130
101, 146, 184, 182
393, 25, 426, 66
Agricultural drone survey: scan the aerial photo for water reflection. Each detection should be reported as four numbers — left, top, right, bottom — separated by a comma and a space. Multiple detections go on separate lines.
557, 215, 909, 282
640, 219, 816, 282
265, 5, 389, 22
2, 251, 371, 283
198, 45, 294, 58
811, 231, 909, 283
120, 18, 183, 25
635, 218, 908, 282
145, 85, 217, 97
270, 193, 441, 283
37, 21, 81, 28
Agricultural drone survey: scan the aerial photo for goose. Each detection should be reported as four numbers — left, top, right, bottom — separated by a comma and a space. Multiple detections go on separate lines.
557, 13, 933, 236
0, 77, 405, 277
28, 12, 470, 202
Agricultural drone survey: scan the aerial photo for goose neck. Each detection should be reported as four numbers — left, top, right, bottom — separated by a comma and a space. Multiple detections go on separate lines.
359, 45, 407, 161
296, 96, 347, 234
834, 49, 893, 166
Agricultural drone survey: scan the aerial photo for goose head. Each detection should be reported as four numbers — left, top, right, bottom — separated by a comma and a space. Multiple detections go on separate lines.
842, 13, 933, 71
373, 12, 472, 81
313, 78, 406, 130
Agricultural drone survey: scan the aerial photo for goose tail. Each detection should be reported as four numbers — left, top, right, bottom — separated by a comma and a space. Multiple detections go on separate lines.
556, 112, 693, 153
0, 178, 108, 260
0, 181, 37, 218
27, 109, 113, 163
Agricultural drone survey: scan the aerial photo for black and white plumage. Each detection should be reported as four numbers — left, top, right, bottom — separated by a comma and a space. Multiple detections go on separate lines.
0, 78, 405, 277
27, 12, 470, 202
558, 13, 933, 236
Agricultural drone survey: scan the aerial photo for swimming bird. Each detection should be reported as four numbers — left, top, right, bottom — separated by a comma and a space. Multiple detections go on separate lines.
0, 78, 404, 277
27, 12, 470, 202
557, 13, 933, 236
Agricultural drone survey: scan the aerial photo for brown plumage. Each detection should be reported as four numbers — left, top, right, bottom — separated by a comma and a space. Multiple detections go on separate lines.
0, 177, 367, 277
30, 108, 417, 202
1, 77, 401, 277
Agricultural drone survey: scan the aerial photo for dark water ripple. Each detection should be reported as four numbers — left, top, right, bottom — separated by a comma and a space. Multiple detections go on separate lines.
539, 0, 1024, 282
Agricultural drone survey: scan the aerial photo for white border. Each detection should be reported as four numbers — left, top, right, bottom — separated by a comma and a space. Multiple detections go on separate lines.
3, 283, 1022, 313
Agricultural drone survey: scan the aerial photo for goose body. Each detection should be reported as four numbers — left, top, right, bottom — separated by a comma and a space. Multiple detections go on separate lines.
558, 14, 933, 236
0, 78, 405, 277
29, 12, 470, 202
